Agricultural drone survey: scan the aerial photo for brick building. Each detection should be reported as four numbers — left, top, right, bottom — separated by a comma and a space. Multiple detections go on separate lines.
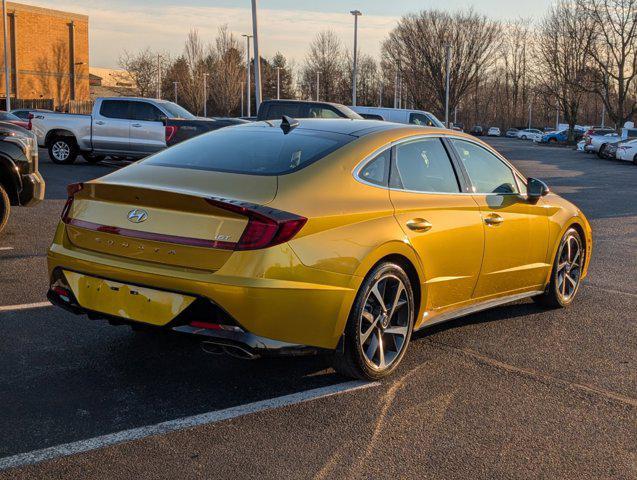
0, 2, 89, 108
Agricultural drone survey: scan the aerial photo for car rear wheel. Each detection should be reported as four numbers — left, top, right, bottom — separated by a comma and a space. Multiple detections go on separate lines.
48, 137, 78, 164
633, 154, 637, 166
333, 262, 415, 380
0, 184, 10, 233
534, 228, 584, 308
597, 145, 607, 158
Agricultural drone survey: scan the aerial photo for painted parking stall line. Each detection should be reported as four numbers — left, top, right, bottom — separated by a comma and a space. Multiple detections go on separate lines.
0, 301, 51, 312
0, 380, 380, 471
0, 246, 14, 251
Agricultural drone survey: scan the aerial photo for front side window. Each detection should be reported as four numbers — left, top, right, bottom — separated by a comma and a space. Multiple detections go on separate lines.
308, 106, 341, 119
129, 102, 164, 122
450, 139, 518, 194
390, 138, 460, 193
264, 103, 302, 120
99, 100, 131, 120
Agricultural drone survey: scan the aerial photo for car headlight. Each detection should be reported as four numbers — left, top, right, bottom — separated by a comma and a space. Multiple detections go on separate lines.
0, 129, 38, 171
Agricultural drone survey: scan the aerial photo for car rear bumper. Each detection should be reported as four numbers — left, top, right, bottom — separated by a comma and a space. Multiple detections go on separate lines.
47, 224, 357, 350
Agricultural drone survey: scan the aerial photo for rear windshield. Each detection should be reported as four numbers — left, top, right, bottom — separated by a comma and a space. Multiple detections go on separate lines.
143, 125, 355, 175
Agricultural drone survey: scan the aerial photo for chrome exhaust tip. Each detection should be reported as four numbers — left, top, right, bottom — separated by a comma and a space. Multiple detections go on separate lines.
201, 341, 225, 355
223, 345, 259, 360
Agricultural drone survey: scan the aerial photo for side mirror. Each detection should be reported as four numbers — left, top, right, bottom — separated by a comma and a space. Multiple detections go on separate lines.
527, 177, 550, 201
158, 115, 168, 125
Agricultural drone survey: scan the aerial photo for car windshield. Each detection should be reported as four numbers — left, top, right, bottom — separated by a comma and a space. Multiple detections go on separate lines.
143, 124, 355, 175
159, 101, 196, 119
0, 112, 21, 121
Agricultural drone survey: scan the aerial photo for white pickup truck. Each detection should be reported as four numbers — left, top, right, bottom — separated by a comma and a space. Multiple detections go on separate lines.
31, 97, 246, 164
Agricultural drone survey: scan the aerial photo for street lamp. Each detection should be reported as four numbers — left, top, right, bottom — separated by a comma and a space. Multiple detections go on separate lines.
242, 34, 252, 117
203, 72, 209, 117
276, 66, 281, 100
316, 71, 320, 101
251, 0, 262, 112
173, 81, 179, 103
2, 0, 10, 111
444, 44, 452, 128
350, 10, 362, 106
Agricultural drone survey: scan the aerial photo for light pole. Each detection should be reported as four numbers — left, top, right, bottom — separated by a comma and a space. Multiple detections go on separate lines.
2, 0, 10, 111
444, 44, 452, 128
203, 72, 209, 117
242, 34, 252, 117
350, 9, 362, 106
528, 96, 533, 130
276, 66, 281, 99
394, 68, 398, 108
379, 81, 383, 107
173, 81, 179, 103
156, 53, 161, 99
316, 71, 320, 101
251, 0, 262, 112
240, 82, 244, 117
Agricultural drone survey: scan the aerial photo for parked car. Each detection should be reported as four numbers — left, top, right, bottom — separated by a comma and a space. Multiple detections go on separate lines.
487, 127, 501, 137
516, 128, 543, 140
540, 128, 585, 144
598, 139, 632, 159
0, 122, 45, 233
582, 126, 615, 141
584, 132, 619, 154
0, 111, 29, 129
30, 97, 236, 165
257, 100, 362, 121
505, 128, 519, 138
470, 125, 484, 136
349, 106, 444, 128
10, 108, 52, 120
47, 118, 592, 380
615, 139, 637, 164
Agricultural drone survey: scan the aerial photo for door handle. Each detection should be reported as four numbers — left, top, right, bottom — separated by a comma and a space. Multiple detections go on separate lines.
95, 120, 105, 125
406, 218, 432, 232
131, 123, 142, 128
484, 214, 504, 226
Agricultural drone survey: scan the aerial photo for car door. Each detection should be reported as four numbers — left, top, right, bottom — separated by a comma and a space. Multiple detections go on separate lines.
389, 136, 485, 311
448, 138, 550, 298
92, 100, 132, 153
128, 101, 167, 154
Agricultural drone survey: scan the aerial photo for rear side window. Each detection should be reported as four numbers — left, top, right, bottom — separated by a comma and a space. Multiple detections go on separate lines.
144, 126, 355, 175
100, 101, 131, 119
308, 106, 342, 119
358, 150, 390, 186
263, 103, 303, 120
390, 138, 460, 193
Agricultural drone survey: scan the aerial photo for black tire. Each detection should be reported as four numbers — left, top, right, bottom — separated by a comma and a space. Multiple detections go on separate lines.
82, 153, 105, 164
534, 228, 584, 308
597, 144, 607, 158
0, 183, 9, 234
521, 135, 527, 140
633, 154, 637, 166
332, 262, 415, 380
48, 137, 78, 164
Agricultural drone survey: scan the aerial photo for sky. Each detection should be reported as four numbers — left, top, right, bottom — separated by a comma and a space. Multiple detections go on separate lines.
28, 0, 553, 68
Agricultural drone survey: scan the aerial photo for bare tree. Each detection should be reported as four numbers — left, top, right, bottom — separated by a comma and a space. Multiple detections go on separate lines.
119, 48, 168, 98
577, 0, 637, 127
209, 26, 243, 116
300, 31, 347, 102
536, 1, 597, 141
381, 9, 501, 118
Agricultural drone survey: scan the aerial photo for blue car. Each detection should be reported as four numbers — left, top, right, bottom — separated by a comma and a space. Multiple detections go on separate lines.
541, 128, 585, 143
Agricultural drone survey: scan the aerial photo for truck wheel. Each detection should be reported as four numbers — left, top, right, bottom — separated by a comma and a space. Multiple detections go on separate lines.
0, 184, 10, 234
82, 153, 105, 164
48, 137, 78, 164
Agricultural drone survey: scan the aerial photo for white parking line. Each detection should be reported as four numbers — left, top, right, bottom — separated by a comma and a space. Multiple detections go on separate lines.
0, 301, 51, 312
0, 380, 379, 471
0, 246, 13, 251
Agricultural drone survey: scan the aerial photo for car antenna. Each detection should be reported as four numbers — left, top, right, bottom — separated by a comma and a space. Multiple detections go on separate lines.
281, 115, 299, 134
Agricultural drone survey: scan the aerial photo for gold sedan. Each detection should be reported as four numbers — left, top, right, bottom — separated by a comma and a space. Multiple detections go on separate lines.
47, 119, 592, 379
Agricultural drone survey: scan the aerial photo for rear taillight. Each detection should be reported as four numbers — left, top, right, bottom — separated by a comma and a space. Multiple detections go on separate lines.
27, 113, 33, 130
61, 182, 84, 222
205, 198, 307, 251
165, 125, 179, 144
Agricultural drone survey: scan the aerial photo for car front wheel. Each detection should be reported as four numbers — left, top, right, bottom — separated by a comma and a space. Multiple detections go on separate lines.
333, 262, 415, 380
534, 228, 584, 308
0, 183, 9, 233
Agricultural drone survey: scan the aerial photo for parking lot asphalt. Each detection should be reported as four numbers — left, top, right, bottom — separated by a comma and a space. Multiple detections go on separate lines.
0, 139, 635, 479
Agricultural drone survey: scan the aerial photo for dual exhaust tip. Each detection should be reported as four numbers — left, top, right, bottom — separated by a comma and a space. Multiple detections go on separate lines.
201, 340, 259, 360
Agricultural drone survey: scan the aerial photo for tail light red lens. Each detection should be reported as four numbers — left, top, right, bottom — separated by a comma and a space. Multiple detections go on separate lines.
205, 197, 307, 251
61, 182, 84, 222
165, 126, 179, 144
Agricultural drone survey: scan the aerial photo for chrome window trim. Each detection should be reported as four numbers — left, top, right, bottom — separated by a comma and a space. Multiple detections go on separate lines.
352, 132, 527, 197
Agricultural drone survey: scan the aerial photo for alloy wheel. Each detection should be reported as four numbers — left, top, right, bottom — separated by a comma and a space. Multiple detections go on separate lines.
556, 233, 582, 302
52, 141, 70, 161
359, 274, 411, 371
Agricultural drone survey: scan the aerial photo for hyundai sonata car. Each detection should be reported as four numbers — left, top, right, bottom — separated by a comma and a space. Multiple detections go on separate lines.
47, 118, 592, 379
